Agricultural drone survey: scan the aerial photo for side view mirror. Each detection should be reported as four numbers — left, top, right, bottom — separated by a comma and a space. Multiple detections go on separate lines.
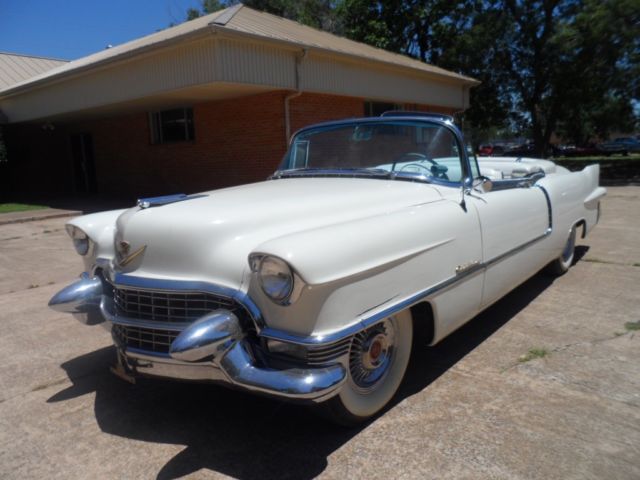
472, 176, 493, 193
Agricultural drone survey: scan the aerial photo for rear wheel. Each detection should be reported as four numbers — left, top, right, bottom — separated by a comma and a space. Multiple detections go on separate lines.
545, 225, 577, 276
319, 310, 413, 426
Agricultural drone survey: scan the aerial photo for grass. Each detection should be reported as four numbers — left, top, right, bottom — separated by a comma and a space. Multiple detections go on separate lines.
624, 321, 640, 331
0, 203, 47, 214
518, 348, 549, 363
552, 153, 640, 162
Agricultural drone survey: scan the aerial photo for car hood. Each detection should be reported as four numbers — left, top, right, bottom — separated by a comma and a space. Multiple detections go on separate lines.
112, 177, 445, 289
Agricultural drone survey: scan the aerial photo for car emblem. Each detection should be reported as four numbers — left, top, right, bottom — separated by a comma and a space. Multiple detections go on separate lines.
116, 241, 146, 267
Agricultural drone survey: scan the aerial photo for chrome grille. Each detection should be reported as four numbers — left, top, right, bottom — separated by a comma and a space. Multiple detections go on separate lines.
111, 285, 245, 354
113, 287, 235, 323
306, 337, 353, 366
113, 324, 178, 354
267, 337, 353, 366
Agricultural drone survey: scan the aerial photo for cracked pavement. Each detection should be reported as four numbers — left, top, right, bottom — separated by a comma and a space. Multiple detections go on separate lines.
0, 187, 639, 479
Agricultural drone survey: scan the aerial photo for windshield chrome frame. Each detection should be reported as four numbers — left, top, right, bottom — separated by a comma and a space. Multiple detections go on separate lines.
273, 116, 474, 189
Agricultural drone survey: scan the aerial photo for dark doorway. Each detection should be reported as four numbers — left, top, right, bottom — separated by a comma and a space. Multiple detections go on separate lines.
70, 133, 97, 193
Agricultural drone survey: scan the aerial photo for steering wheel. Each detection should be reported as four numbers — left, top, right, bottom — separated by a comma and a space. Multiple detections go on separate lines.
394, 152, 437, 165
399, 162, 449, 180
399, 163, 432, 175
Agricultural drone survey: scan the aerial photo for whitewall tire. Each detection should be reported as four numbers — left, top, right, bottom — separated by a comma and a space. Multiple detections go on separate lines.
319, 309, 413, 425
546, 225, 577, 276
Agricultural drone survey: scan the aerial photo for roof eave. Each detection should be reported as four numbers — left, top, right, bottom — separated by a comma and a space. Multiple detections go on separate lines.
211, 25, 479, 86
0, 15, 479, 100
0, 27, 214, 99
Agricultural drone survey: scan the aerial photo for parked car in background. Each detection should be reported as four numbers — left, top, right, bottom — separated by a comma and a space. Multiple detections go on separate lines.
504, 142, 536, 157
599, 137, 640, 155
552, 144, 603, 157
49, 114, 605, 425
478, 144, 506, 156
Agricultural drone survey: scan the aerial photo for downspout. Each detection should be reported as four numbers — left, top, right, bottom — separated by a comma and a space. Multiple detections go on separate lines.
284, 48, 308, 144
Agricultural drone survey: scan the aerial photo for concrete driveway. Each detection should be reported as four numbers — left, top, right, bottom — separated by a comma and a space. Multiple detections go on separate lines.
1, 187, 639, 479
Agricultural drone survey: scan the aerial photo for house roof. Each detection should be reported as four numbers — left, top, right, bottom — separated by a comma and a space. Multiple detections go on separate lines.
0, 4, 477, 97
0, 52, 67, 90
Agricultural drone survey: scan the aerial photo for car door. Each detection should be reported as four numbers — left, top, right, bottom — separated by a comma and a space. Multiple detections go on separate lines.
465, 184, 551, 307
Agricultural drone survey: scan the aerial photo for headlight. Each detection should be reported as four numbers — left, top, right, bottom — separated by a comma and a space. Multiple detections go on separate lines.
65, 225, 91, 256
254, 255, 294, 304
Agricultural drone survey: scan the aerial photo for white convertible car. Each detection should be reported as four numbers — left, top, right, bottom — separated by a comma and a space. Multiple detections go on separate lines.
50, 114, 605, 424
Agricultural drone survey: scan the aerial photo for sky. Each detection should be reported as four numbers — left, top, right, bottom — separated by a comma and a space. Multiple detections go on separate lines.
0, 0, 205, 60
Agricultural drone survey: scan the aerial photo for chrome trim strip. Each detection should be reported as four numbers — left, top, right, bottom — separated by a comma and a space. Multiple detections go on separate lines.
112, 273, 264, 327
136, 193, 208, 209
260, 262, 485, 346
536, 184, 553, 231
137, 193, 187, 208
483, 231, 551, 269
261, 227, 553, 347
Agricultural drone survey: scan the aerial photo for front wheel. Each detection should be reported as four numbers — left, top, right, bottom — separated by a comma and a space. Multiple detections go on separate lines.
545, 225, 577, 276
318, 310, 413, 426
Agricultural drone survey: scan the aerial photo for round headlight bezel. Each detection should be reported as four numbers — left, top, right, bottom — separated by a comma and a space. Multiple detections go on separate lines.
65, 224, 92, 256
255, 255, 294, 304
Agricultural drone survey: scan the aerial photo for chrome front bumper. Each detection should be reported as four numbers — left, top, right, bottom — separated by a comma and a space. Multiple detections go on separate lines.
49, 274, 346, 402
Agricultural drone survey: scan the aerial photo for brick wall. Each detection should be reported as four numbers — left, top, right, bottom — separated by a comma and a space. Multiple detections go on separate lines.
4, 90, 457, 197
76, 90, 368, 197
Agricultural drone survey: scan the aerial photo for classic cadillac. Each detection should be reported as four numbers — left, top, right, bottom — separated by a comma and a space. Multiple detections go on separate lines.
50, 114, 605, 424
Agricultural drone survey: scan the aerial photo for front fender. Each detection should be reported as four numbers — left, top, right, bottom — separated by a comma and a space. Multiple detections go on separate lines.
67, 209, 126, 271
249, 197, 482, 339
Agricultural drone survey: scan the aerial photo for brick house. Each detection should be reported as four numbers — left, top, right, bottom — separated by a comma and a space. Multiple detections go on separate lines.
0, 4, 478, 198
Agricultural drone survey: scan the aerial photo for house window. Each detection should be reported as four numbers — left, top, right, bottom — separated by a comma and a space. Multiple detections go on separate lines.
150, 108, 194, 144
364, 101, 402, 117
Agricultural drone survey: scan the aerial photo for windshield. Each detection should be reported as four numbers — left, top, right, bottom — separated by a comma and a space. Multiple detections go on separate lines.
279, 120, 465, 183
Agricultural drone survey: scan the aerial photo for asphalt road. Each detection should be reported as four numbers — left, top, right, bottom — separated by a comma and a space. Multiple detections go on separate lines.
1, 187, 639, 479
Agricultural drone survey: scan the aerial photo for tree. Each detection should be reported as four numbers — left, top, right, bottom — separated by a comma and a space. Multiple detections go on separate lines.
186, 0, 228, 20
470, 0, 639, 153
186, 0, 340, 31
341, 0, 639, 153
182, 0, 639, 152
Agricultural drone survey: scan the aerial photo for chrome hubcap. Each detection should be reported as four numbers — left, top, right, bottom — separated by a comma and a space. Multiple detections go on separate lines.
349, 318, 396, 393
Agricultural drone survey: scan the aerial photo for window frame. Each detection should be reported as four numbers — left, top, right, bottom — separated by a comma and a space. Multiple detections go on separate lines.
149, 107, 195, 145
364, 101, 403, 117
279, 118, 472, 188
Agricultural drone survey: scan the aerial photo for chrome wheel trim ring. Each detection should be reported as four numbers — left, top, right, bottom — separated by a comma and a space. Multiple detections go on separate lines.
348, 318, 397, 394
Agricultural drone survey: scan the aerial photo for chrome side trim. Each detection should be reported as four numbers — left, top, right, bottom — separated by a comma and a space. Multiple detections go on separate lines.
483, 231, 551, 269
259, 261, 485, 346
112, 273, 264, 327
536, 184, 553, 231
262, 227, 553, 347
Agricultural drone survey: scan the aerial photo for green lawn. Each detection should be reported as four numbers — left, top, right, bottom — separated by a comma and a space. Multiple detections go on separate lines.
0, 203, 47, 214
552, 153, 640, 162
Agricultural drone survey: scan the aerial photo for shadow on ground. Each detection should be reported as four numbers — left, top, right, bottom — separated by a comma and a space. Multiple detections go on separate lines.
49, 258, 586, 480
